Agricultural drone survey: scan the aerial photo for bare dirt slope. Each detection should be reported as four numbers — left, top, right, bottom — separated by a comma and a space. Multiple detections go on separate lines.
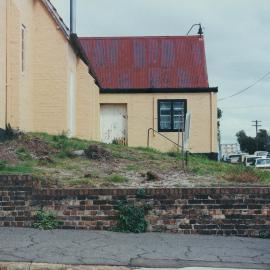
0, 133, 269, 188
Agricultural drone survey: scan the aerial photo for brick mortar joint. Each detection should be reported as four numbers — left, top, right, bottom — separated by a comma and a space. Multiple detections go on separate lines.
34, 187, 270, 196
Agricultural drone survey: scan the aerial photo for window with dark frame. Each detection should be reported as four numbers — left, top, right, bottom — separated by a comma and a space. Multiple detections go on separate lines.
158, 99, 186, 132
21, 24, 26, 72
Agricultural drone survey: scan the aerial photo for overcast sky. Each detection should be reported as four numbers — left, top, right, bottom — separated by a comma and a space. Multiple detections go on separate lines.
51, 0, 270, 144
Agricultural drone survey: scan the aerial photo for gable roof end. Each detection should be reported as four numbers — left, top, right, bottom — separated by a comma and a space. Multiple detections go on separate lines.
40, 0, 70, 38
40, 0, 99, 85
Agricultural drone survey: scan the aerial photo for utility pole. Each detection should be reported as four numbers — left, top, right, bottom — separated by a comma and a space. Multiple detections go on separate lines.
252, 120, 262, 136
252, 120, 262, 151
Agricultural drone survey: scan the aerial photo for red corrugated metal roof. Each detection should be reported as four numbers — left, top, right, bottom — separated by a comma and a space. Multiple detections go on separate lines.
79, 35, 209, 89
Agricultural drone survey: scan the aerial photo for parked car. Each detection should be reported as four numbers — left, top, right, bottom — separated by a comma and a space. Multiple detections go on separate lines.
254, 151, 269, 158
226, 154, 242, 164
243, 155, 262, 167
255, 158, 270, 169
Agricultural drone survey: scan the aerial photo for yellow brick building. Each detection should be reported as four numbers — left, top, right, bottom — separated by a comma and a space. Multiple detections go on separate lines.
80, 36, 218, 158
0, 0, 99, 140
0, 1, 218, 158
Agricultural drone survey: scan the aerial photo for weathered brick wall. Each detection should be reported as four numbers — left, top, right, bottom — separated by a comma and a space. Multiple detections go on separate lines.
1, 175, 270, 237
0, 175, 38, 228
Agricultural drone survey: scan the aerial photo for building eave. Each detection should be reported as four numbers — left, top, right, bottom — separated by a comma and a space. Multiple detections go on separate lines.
100, 87, 218, 94
69, 34, 101, 87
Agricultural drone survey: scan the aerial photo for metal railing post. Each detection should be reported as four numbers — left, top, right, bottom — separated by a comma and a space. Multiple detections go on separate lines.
146, 128, 182, 149
147, 128, 150, 148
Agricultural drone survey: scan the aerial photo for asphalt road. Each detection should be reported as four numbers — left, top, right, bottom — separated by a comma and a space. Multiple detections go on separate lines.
0, 228, 269, 269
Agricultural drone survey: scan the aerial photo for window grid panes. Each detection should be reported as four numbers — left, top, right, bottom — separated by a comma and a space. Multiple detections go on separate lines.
160, 102, 171, 130
173, 101, 185, 130
158, 100, 186, 132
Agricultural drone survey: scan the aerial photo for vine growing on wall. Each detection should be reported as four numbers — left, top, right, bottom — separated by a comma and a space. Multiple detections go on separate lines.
32, 210, 63, 230
114, 201, 150, 233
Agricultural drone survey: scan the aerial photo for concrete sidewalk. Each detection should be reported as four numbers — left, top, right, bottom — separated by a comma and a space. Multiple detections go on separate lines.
0, 228, 269, 269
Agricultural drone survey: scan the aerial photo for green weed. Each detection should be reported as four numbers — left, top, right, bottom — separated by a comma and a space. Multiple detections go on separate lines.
16, 147, 32, 161
114, 202, 148, 233
0, 164, 33, 174
67, 178, 96, 186
105, 174, 128, 183
32, 210, 63, 230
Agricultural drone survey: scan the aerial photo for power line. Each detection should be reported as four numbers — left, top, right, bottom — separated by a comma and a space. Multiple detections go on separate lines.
218, 71, 270, 102
220, 105, 270, 109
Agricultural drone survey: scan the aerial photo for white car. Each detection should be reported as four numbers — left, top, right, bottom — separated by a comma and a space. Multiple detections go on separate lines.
255, 158, 270, 169
227, 154, 242, 164
244, 155, 262, 167
254, 151, 269, 158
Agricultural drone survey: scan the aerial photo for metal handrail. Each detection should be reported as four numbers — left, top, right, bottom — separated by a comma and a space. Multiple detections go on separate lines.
147, 128, 182, 149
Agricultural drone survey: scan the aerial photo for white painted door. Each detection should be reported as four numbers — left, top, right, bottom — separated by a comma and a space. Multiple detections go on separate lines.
100, 104, 127, 144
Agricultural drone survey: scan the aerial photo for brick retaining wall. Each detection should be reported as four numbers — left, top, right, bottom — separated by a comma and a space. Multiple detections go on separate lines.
0, 175, 270, 236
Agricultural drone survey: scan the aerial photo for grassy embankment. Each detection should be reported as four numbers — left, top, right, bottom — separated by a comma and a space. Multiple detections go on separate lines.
0, 132, 269, 187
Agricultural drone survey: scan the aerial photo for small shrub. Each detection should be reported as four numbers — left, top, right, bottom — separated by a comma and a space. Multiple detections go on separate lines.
114, 202, 148, 233
52, 132, 70, 157
85, 144, 112, 160
259, 230, 270, 239
136, 188, 146, 198
32, 210, 63, 230
167, 151, 181, 158
105, 174, 128, 183
146, 171, 160, 181
5, 123, 17, 139
0, 124, 22, 141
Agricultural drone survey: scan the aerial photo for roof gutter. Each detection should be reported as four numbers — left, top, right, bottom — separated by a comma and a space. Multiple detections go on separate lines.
69, 34, 101, 88
100, 87, 218, 94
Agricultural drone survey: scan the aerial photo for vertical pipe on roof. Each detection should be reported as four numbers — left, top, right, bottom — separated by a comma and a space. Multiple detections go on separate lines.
70, 0, 76, 34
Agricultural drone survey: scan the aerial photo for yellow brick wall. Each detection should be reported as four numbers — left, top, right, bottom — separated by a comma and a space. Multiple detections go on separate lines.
5, 0, 35, 130
2, 0, 100, 139
32, 0, 69, 134
0, 1, 7, 128
76, 60, 100, 141
100, 92, 218, 153
6, 0, 21, 128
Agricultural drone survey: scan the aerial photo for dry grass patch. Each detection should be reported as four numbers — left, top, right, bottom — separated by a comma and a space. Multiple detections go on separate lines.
0, 132, 269, 187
